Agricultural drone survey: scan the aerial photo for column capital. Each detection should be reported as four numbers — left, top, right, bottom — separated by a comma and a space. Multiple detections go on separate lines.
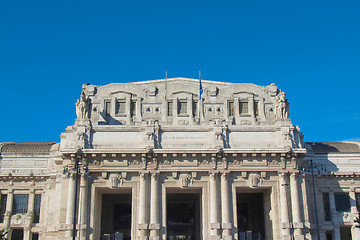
151, 172, 158, 180
80, 174, 88, 186
139, 172, 148, 180
209, 172, 217, 180
290, 172, 299, 180
68, 173, 76, 180
279, 171, 288, 180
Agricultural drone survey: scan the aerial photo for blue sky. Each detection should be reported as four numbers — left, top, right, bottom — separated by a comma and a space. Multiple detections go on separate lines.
1, 0, 359, 143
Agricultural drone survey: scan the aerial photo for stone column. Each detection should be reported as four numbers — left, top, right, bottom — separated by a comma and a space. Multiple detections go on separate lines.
258, 98, 266, 120
234, 98, 240, 124
66, 174, 76, 238
279, 172, 291, 240
349, 190, 360, 240
161, 100, 167, 122
4, 190, 13, 229
349, 190, 358, 214
79, 174, 88, 240
329, 191, 341, 240
199, 98, 204, 122
248, 98, 254, 118
138, 173, 148, 240
221, 173, 232, 240
136, 98, 142, 122
150, 173, 160, 240
290, 173, 304, 239
28, 190, 35, 217
24, 190, 35, 240
125, 96, 131, 123
187, 98, 193, 124
210, 173, 220, 239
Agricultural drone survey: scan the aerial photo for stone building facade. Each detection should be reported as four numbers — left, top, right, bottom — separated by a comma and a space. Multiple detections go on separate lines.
0, 77, 359, 240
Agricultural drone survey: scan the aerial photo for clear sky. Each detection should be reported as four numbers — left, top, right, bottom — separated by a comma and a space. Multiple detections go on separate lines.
1, 0, 359, 143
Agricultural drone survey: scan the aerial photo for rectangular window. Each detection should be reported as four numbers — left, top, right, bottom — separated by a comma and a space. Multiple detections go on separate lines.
167, 101, 173, 116
33, 194, 41, 223
12, 194, 29, 215
178, 101, 187, 115
323, 192, 331, 221
254, 101, 259, 117
0, 194, 7, 223
335, 192, 350, 212
192, 101, 198, 117
105, 101, 111, 115
228, 101, 234, 116
130, 100, 136, 117
115, 100, 126, 115
240, 101, 248, 115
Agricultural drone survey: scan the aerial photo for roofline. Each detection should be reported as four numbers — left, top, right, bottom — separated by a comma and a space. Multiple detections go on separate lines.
98, 77, 266, 88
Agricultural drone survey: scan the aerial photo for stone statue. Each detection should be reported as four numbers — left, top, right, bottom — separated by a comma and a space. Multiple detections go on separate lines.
76, 91, 90, 119
274, 92, 289, 119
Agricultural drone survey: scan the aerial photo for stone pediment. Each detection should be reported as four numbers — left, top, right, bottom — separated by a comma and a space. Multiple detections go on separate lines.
233, 91, 255, 98
172, 90, 196, 96
110, 90, 135, 99
110, 90, 134, 95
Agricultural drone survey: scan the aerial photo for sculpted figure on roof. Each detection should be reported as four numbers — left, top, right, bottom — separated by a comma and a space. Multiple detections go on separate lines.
76, 91, 90, 119
274, 92, 289, 119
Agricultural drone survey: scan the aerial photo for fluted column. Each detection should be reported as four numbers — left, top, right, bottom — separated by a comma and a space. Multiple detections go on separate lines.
66, 174, 76, 238
149, 173, 160, 240
290, 173, 304, 239
279, 172, 291, 240
210, 173, 220, 239
138, 173, 148, 240
221, 173, 232, 239
79, 174, 88, 240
